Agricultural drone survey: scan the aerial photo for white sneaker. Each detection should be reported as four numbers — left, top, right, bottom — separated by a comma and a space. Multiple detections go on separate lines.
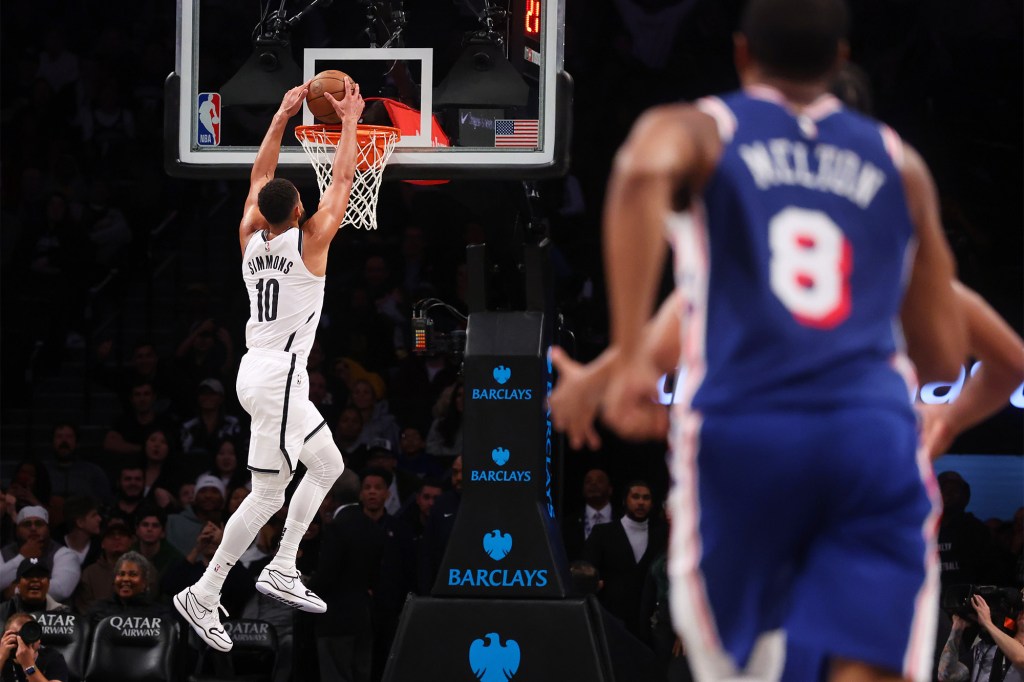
173, 587, 233, 652
255, 567, 327, 613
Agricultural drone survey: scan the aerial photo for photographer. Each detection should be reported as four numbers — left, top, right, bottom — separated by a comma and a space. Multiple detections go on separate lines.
0, 613, 68, 682
939, 591, 1024, 682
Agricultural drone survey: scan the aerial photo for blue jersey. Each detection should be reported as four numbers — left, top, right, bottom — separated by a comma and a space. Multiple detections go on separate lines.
672, 86, 916, 414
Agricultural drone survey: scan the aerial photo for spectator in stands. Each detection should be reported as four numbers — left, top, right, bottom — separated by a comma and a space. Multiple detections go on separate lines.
93, 339, 175, 415
173, 319, 235, 410
133, 508, 183, 589
179, 378, 244, 468
365, 441, 419, 516
938, 471, 1015, 589
426, 379, 463, 460
41, 423, 112, 506
418, 455, 462, 594
5, 460, 51, 513
0, 507, 80, 603
334, 407, 366, 465
396, 426, 443, 479
165, 475, 226, 555
388, 353, 459, 433
351, 378, 400, 454
226, 484, 251, 518
0, 612, 70, 682
176, 482, 196, 512
0, 558, 70, 623
562, 467, 616, 562
85, 551, 170, 624
308, 370, 341, 428
106, 465, 147, 529
75, 521, 154, 613
199, 438, 250, 496
395, 478, 443, 544
54, 496, 101, 569
139, 429, 183, 512
101, 380, 178, 468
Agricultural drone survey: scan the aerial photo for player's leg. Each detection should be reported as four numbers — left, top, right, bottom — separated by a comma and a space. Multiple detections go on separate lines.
256, 401, 343, 612
667, 410, 822, 681
784, 406, 938, 682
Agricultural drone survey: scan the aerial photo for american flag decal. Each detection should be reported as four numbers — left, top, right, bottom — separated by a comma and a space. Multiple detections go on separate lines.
495, 119, 539, 148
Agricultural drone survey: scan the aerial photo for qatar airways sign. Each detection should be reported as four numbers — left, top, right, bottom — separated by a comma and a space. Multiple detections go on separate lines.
657, 361, 1024, 409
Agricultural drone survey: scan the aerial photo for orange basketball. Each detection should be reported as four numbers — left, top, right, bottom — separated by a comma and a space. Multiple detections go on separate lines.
306, 70, 353, 124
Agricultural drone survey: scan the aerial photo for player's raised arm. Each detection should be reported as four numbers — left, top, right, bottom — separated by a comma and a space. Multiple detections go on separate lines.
302, 78, 365, 249
238, 81, 310, 252
919, 282, 1024, 460
899, 142, 968, 382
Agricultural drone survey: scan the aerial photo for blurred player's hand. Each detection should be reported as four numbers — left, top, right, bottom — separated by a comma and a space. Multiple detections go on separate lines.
601, 358, 668, 441
916, 402, 955, 461
549, 346, 605, 451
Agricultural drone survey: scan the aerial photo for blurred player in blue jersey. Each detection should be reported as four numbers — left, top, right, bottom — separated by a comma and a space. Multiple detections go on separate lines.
591, 0, 968, 679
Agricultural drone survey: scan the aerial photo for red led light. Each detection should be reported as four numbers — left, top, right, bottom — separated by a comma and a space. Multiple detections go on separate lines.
525, 0, 541, 36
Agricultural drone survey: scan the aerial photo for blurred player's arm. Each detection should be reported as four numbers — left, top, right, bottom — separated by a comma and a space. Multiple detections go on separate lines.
920, 282, 1024, 460
237, 81, 310, 253
550, 290, 683, 450
899, 143, 968, 382
601, 104, 718, 440
971, 594, 1024, 670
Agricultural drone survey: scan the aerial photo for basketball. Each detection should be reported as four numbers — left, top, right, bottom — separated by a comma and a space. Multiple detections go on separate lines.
306, 70, 352, 124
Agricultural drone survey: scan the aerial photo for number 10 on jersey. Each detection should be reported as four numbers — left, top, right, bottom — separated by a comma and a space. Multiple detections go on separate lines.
255, 278, 280, 322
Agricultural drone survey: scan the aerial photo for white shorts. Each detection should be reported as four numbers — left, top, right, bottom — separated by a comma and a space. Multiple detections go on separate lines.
236, 348, 328, 474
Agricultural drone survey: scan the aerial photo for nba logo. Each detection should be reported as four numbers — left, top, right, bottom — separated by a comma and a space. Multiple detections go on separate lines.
197, 93, 221, 146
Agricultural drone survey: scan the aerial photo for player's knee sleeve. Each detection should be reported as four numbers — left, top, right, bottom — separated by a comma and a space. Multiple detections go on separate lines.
299, 427, 345, 488
238, 469, 290, 534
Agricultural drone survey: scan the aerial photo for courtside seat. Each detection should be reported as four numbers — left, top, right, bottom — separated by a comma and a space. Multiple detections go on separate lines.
188, 618, 278, 682
37, 611, 90, 682
84, 614, 179, 682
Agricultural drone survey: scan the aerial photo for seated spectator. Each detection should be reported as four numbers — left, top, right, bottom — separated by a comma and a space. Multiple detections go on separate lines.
106, 465, 148, 529
140, 429, 183, 512
179, 379, 244, 470
172, 319, 235, 411
85, 551, 170, 624
396, 425, 443, 479
308, 369, 341, 428
388, 353, 459, 432
74, 521, 155, 614
426, 380, 463, 460
101, 380, 178, 470
0, 612, 70, 682
165, 475, 226, 555
226, 484, 251, 519
54, 496, 101, 569
133, 508, 183, 591
93, 338, 176, 415
0, 558, 70, 623
395, 479, 443, 542
199, 438, 250, 496
42, 423, 112, 507
0, 507, 80, 603
365, 441, 419, 516
334, 407, 366, 465
176, 482, 195, 512
5, 460, 51, 516
350, 378, 400, 454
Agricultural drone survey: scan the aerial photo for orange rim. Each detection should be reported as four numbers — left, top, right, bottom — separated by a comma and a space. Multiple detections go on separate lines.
295, 124, 401, 147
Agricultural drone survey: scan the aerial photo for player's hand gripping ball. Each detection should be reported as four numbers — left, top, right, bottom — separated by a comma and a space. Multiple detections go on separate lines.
306, 70, 355, 124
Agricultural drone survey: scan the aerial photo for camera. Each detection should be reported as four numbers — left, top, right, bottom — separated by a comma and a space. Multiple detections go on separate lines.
411, 299, 467, 358
943, 585, 1023, 626
16, 620, 42, 645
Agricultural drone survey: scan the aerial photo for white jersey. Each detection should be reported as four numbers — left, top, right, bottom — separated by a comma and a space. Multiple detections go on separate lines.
242, 227, 324, 359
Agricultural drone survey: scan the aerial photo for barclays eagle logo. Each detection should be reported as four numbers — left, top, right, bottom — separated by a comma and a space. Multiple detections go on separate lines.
482, 530, 512, 561
469, 632, 521, 682
493, 365, 512, 384
491, 447, 510, 466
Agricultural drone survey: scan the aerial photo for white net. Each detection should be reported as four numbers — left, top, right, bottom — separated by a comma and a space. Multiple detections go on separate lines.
295, 125, 399, 230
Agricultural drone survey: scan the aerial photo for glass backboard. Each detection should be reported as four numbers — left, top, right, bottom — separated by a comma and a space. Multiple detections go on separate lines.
167, 0, 571, 180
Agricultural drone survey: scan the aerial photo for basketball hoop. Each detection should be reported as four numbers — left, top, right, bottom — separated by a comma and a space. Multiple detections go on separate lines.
294, 124, 401, 230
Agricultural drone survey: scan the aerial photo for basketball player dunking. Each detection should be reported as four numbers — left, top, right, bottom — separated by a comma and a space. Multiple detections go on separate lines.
174, 78, 364, 651
592, 0, 970, 679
